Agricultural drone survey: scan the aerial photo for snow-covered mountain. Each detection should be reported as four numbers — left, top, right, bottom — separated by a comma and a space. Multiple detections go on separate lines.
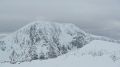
0, 21, 92, 63
0, 21, 120, 65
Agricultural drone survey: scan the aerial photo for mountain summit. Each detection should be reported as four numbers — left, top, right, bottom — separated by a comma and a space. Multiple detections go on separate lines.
0, 21, 92, 63
0, 21, 119, 64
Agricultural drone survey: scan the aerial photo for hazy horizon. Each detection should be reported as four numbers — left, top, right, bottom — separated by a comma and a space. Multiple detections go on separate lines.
0, 0, 120, 39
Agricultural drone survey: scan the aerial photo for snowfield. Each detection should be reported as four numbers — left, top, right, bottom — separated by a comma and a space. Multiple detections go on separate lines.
0, 40, 120, 67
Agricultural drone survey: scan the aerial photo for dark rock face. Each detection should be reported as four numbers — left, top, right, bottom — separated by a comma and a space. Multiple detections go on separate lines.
0, 21, 92, 64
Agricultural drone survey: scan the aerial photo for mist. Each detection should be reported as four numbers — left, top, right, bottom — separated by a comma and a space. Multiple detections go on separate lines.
0, 0, 120, 39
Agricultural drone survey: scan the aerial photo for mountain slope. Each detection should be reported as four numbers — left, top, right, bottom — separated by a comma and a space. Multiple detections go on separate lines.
70, 40, 120, 61
0, 40, 120, 67
0, 21, 120, 65
0, 21, 92, 63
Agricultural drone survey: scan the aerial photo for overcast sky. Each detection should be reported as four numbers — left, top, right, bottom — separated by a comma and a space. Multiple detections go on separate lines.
0, 0, 120, 39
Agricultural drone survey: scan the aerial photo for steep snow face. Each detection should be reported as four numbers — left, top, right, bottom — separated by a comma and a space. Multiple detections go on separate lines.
0, 40, 120, 67
0, 21, 91, 63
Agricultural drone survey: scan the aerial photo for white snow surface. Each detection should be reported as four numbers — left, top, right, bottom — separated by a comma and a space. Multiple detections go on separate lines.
0, 40, 120, 67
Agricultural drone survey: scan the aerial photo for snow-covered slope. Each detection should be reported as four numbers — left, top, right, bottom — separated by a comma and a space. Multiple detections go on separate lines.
0, 40, 120, 67
0, 21, 92, 63
70, 40, 120, 61
0, 21, 120, 66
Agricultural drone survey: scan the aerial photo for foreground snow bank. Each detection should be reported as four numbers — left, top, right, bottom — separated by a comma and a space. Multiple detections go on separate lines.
0, 40, 120, 67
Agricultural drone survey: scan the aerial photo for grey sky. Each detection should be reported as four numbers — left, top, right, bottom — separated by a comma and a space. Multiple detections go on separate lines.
0, 0, 120, 39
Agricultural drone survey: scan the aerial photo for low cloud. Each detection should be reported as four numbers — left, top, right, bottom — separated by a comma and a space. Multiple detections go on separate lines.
0, 0, 120, 39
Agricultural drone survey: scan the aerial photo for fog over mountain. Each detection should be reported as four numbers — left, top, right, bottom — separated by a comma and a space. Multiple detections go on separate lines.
0, 0, 120, 39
